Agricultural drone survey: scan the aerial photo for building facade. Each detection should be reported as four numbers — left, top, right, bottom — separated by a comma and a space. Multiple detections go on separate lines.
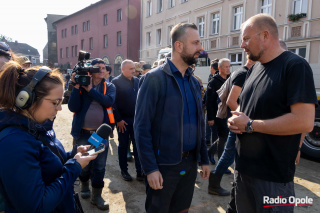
140, 0, 320, 89
44, 14, 67, 67
8, 41, 41, 65
54, 0, 141, 76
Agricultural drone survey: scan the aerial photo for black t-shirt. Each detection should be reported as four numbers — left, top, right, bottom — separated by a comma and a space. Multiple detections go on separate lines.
237, 51, 317, 183
231, 66, 248, 87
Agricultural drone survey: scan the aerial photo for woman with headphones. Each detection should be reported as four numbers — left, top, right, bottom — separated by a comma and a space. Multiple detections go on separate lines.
0, 61, 96, 212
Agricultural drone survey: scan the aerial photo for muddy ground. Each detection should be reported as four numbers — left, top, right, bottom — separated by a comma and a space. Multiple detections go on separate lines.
54, 105, 320, 213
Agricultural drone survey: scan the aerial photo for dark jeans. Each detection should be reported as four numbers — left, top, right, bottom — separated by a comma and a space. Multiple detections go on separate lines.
214, 131, 236, 175
75, 132, 109, 188
145, 153, 198, 213
206, 114, 218, 143
235, 170, 295, 213
212, 117, 229, 159
117, 118, 141, 173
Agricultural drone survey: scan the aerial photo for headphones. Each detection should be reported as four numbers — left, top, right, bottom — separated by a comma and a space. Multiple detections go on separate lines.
15, 66, 51, 109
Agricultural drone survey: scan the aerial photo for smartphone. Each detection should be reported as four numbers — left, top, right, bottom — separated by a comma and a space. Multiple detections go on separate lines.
84, 145, 105, 156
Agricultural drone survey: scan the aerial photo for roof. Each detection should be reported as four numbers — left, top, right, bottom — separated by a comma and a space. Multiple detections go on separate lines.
53, 0, 108, 25
7, 41, 39, 56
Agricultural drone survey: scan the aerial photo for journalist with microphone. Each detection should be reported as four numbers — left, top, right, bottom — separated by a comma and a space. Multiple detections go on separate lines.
68, 58, 116, 210
0, 62, 96, 212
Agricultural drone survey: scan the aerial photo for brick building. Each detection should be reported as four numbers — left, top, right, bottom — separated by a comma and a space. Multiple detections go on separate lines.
54, 0, 141, 76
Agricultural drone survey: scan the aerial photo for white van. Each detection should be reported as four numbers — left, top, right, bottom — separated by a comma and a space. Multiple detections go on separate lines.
157, 48, 172, 60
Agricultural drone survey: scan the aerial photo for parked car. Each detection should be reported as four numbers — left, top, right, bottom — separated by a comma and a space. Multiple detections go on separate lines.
301, 92, 320, 159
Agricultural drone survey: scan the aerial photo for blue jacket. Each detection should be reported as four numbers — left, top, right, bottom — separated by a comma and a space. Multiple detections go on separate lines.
0, 111, 81, 213
68, 79, 116, 139
134, 59, 209, 175
111, 74, 139, 121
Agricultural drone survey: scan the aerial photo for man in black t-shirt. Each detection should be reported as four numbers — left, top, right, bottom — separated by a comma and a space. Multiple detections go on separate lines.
228, 14, 317, 212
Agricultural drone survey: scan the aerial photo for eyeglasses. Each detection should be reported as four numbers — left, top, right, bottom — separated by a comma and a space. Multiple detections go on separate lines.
44, 98, 63, 108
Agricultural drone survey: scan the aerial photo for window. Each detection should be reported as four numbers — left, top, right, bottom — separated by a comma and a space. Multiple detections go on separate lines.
89, 37, 93, 50
156, 29, 161, 46
75, 45, 78, 56
81, 39, 84, 50
65, 29, 67, 38
168, 25, 173, 45
117, 31, 122, 46
60, 48, 63, 58
61, 30, 64, 38
104, 35, 108, 48
198, 16, 205, 37
157, 0, 163, 13
146, 32, 151, 47
87, 21, 90, 31
292, 0, 308, 14
72, 46, 74, 57
66, 47, 69, 58
147, 1, 152, 17
181, 0, 188, 3
233, 6, 243, 30
117, 9, 122, 21
230, 53, 242, 64
261, 0, 272, 14
288, 47, 306, 58
72, 26, 74, 35
211, 13, 219, 34
168, 0, 175, 8
75, 25, 78, 34
83, 22, 86, 32
104, 14, 108, 25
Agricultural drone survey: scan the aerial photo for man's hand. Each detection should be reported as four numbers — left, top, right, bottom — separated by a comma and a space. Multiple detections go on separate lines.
228, 111, 250, 134
81, 77, 93, 92
71, 72, 80, 89
208, 120, 214, 126
117, 120, 128, 133
147, 171, 163, 190
200, 165, 210, 179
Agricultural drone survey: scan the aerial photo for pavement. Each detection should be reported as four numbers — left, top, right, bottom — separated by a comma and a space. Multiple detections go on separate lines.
54, 105, 320, 213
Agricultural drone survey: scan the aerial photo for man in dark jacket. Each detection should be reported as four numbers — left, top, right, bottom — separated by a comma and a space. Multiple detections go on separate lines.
206, 58, 230, 161
111, 60, 143, 182
134, 23, 210, 213
68, 58, 116, 210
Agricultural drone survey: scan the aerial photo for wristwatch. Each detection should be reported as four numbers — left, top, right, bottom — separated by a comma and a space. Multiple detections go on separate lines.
245, 120, 254, 133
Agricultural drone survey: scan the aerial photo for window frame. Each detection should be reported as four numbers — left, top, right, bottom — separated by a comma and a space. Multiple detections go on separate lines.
233, 5, 243, 31
117, 9, 122, 21
292, 0, 308, 14
104, 14, 108, 25
229, 52, 242, 65
156, 29, 162, 46
87, 21, 90, 31
104, 34, 108, 48
146, 32, 151, 47
211, 13, 220, 35
147, 1, 152, 17
117, 31, 122, 46
89, 37, 93, 50
198, 16, 205, 38
83, 22, 86, 32
157, 0, 163, 13
261, 0, 272, 14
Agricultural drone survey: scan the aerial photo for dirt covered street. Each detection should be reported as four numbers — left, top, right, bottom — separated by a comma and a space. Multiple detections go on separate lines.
54, 105, 320, 213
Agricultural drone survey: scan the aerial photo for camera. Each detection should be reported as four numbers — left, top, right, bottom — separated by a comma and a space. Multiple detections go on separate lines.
73, 50, 100, 86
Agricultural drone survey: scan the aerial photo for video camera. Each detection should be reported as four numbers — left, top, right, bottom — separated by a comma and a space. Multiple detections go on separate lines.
72, 50, 100, 86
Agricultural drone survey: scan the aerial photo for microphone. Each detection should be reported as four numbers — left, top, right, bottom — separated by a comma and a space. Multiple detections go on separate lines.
88, 124, 112, 147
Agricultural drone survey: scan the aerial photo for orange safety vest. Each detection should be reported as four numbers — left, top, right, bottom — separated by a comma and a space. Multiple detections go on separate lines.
103, 82, 115, 124
72, 82, 115, 124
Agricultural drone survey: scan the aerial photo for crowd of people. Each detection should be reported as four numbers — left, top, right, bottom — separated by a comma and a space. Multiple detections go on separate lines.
0, 13, 317, 213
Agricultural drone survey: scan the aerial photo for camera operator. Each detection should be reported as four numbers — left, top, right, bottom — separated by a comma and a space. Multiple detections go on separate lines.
68, 58, 116, 210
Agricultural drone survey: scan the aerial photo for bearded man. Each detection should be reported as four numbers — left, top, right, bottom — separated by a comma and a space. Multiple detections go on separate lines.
134, 23, 210, 213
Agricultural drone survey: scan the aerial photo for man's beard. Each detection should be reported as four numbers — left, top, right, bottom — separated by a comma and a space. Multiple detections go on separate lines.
248, 49, 264, 61
181, 50, 200, 66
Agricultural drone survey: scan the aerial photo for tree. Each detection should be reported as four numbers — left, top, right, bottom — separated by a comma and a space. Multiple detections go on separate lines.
0, 34, 13, 42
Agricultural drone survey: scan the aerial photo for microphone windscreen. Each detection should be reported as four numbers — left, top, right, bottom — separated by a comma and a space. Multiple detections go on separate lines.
96, 124, 112, 139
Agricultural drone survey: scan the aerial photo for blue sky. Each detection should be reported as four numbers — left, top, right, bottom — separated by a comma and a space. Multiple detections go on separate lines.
0, 0, 100, 61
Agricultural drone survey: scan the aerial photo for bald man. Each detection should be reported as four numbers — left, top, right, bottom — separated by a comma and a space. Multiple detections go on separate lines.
228, 14, 317, 212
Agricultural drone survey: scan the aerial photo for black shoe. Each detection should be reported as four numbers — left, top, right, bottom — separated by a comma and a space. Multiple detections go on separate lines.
208, 173, 230, 196
121, 170, 132, 181
136, 172, 145, 181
